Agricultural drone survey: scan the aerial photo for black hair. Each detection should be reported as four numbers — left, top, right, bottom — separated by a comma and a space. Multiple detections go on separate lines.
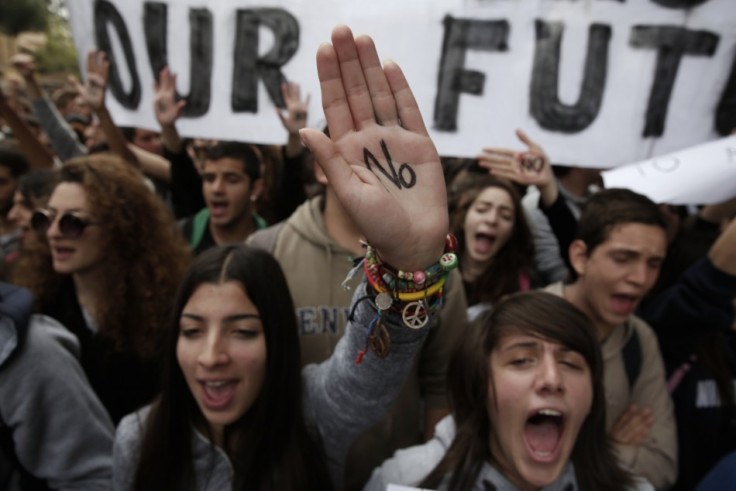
0, 145, 30, 177
134, 245, 331, 491
206, 141, 262, 181
419, 291, 634, 491
17, 168, 59, 208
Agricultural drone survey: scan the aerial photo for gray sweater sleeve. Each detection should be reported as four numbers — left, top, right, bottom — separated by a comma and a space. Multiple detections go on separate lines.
0, 315, 114, 490
111, 409, 149, 491
29, 96, 87, 161
521, 189, 569, 284
302, 281, 432, 489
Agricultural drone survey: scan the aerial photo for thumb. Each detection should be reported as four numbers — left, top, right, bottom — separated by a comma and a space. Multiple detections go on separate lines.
299, 128, 352, 187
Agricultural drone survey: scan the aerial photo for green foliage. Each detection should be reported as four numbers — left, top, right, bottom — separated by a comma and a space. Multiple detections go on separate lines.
0, 0, 48, 36
35, 13, 80, 77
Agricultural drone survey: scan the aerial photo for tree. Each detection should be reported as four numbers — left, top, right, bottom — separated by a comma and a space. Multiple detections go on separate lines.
0, 0, 48, 36
35, 3, 79, 76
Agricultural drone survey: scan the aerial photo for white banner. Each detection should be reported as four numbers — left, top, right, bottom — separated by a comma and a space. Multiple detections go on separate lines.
601, 134, 736, 205
66, 0, 736, 169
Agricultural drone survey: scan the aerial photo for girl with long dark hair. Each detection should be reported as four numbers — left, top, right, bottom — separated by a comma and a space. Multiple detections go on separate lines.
450, 174, 535, 318
366, 291, 647, 490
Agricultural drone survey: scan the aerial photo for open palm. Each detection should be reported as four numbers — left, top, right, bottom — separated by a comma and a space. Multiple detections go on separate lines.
300, 26, 447, 271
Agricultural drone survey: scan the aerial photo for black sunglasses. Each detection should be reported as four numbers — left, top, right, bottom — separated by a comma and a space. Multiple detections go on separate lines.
31, 209, 101, 238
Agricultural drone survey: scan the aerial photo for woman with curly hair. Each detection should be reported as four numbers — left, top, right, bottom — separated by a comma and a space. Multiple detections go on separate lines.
13, 153, 191, 423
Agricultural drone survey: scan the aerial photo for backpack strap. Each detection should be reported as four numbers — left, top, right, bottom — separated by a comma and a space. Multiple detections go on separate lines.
189, 208, 211, 250
622, 327, 642, 392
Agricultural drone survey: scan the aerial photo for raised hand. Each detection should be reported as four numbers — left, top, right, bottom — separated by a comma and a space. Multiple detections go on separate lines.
478, 129, 554, 192
299, 25, 447, 271
70, 49, 109, 112
154, 66, 186, 127
277, 81, 310, 134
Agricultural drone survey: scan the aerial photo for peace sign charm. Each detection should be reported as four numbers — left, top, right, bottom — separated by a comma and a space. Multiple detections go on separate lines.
402, 301, 429, 329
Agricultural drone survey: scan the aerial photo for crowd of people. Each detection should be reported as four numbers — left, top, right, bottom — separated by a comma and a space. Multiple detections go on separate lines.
0, 21, 734, 491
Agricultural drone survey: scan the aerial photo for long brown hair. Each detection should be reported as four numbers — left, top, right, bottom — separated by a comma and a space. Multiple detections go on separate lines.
13, 154, 191, 357
419, 291, 634, 491
450, 175, 535, 305
134, 245, 332, 491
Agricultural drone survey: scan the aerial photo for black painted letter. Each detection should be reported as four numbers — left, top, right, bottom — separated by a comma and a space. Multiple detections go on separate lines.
144, 3, 213, 117
530, 21, 611, 133
650, 0, 710, 8
231, 8, 299, 113
94, 0, 141, 109
716, 50, 736, 136
630, 26, 719, 137
434, 16, 509, 131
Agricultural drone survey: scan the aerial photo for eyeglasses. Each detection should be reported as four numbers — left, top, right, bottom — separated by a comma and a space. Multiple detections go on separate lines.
31, 209, 100, 238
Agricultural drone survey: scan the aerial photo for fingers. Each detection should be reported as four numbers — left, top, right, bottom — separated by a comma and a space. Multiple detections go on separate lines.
156, 66, 173, 92
481, 147, 516, 158
318, 25, 426, 139
85, 49, 109, 87
611, 405, 654, 445
516, 129, 533, 148
316, 42, 353, 141
276, 107, 287, 126
99, 52, 110, 83
331, 25, 375, 131
477, 150, 518, 177
68, 75, 83, 93
299, 127, 353, 188
478, 161, 518, 181
355, 34, 398, 126
384, 60, 427, 135
85, 49, 96, 75
516, 128, 544, 154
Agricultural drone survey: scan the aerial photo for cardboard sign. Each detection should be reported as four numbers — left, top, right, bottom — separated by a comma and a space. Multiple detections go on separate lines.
66, 0, 736, 170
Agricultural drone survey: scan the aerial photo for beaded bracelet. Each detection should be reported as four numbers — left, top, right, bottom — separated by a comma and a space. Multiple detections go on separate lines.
363, 235, 458, 294
351, 234, 458, 364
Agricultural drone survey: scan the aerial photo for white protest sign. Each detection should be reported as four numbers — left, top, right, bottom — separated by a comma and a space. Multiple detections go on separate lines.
65, 0, 736, 168
602, 134, 736, 205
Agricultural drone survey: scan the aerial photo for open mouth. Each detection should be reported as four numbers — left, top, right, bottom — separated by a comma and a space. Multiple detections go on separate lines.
209, 201, 229, 216
473, 232, 497, 254
200, 380, 237, 409
52, 246, 75, 259
610, 294, 639, 315
525, 409, 564, 461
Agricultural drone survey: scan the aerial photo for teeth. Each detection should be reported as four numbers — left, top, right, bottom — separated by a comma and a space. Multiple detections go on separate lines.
537, 409, 561, 417
204, 381, 229, 387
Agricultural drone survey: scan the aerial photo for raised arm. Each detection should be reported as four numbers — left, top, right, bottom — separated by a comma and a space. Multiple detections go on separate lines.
299, 24, 450, 489
153, 66, 186, 154
153, 66, 202, 216
0, 83, 55, 169
12, 53, 87, 161
71, 49, 137, 165
277, 81, 310, 158
478, 129, 577, 272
